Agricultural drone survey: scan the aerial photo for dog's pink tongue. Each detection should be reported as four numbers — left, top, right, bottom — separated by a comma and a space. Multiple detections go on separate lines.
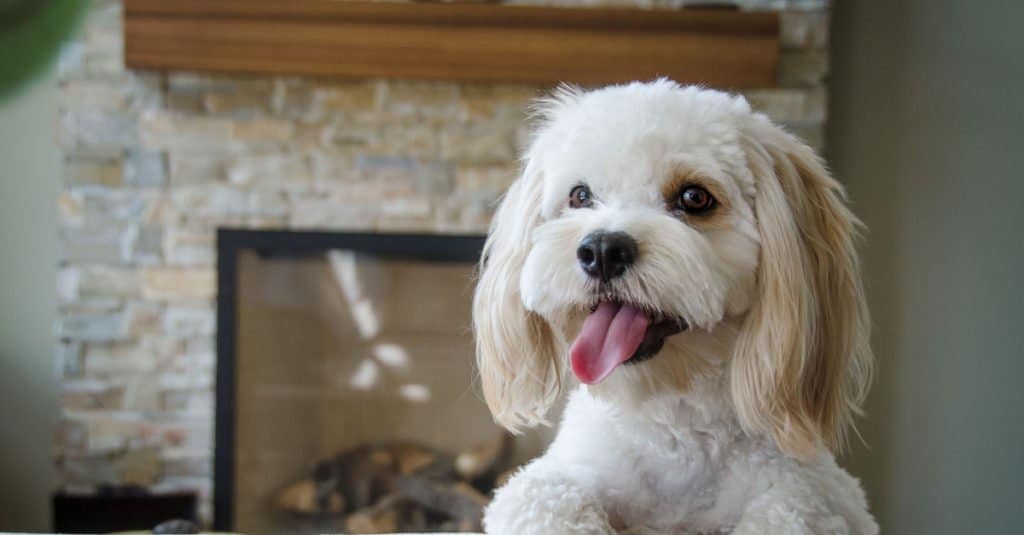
570, 302, 650, 384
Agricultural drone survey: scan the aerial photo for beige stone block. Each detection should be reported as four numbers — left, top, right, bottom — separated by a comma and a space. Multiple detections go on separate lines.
441, 123, 517, 164
226, 152, 312, 186
63, 156, 124, 187
168, 151, 229, 184
458, 83, 537, 121
116, 446, 162, 486
314, 81, 379, 112
164, 226, 216, 267
288, 198, 378, 230
140, 110, 235, 151
123, 376, 163, 412
781, 10, 830, 51
142, 268, 216, 301
74, 266, 142, 298
779, 50, 830, 88
743, 88, 826, 124
455, 165, 518, 195
61, 110, 138, 149
379, 81, 459, 118
203, 89, 273, 116
163, 305, 216, 337
232, 118, 295, 143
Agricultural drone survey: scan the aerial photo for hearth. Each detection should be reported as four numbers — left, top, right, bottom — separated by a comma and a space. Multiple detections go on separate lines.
213, 229, 551, 534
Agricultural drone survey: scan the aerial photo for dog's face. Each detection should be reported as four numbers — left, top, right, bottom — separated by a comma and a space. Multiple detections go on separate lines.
474, 81, 872, 458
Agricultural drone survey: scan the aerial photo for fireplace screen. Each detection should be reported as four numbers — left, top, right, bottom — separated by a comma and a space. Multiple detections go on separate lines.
216, 231, 552, 534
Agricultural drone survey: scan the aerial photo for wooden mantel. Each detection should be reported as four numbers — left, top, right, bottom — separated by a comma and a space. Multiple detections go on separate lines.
124, 0, 779, 88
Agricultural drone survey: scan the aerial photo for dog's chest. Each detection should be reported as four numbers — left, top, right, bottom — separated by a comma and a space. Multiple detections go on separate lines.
596, 432, 741, 532
594, 403, 751, 532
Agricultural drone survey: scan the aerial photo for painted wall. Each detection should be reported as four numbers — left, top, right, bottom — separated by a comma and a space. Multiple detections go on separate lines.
830, 1, 1024, 532
0, 69, 60, 530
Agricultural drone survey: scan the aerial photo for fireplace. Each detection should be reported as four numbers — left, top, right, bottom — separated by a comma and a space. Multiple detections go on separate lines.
213, 229, 552, 534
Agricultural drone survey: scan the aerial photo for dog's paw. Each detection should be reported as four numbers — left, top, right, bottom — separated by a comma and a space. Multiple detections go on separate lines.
484, 471, 614, 535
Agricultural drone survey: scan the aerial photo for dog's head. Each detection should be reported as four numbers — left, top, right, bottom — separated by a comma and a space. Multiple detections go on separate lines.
473, 80, 872, 458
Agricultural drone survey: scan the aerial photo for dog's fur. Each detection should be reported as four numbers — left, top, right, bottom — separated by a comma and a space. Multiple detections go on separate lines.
473, 80, 876, 534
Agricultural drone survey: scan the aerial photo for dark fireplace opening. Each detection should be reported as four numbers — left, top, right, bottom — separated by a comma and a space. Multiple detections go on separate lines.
213, 229, 552, 534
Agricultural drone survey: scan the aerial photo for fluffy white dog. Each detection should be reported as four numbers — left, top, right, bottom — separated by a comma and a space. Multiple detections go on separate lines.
472, 80, 876, 534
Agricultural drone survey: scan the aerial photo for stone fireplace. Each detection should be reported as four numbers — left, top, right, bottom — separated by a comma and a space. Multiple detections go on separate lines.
54, 0, 831, 529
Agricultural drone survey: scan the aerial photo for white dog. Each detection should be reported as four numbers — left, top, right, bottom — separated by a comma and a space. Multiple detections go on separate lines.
472, 80, 876, 534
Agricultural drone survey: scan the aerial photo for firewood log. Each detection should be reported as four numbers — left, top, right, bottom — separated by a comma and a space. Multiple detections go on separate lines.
275, 478, 345, 514
455, 433, 513, 481
394, 475, 488, 529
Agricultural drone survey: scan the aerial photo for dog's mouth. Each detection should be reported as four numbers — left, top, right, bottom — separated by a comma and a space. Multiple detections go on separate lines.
569, 301, 688, 385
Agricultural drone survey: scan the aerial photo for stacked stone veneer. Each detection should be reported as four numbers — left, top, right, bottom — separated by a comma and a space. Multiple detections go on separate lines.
54, 0, 830, 523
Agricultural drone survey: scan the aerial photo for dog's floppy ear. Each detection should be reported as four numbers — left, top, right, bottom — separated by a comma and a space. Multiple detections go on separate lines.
732, 117, 873, 459
473, 156, 564, 433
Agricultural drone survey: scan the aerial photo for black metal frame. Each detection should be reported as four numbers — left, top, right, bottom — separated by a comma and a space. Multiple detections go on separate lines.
213, 228, 485, 531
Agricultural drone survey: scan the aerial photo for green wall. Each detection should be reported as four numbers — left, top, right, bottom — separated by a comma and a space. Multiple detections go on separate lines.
830, 1, 1024, 532
0, 69, 60, 530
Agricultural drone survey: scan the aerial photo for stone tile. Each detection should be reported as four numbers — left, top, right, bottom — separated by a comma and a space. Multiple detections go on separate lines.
73, 266, 142, 298
168, 151, 230, 184
123, 150, 167, 186
59, 311, 128, 342
140, 110, 236, 152
781, 10, 830, 51
779, 50, 830, 88
742, 88, 826, 124
226, 152, 312, 186
63, 155, 124, 187
458, 83, 537, 121
455, 164, 518, 196
378, 81, 459, 119
440, 123, 517, 164
163, 227, 216, 267
163, 305, 216, 337
231, 118, 295, 143
313, 81, 379, 113
61, 110, 138, 149
288, 197, 378, 230
142, 268, 216, 301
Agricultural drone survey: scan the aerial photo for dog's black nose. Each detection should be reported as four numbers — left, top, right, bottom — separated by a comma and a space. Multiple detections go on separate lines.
577, 231, 637, 281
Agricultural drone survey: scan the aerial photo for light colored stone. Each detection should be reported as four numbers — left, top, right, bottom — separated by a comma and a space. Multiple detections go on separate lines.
441, 123, 517, 164
164, 227, 216, 267
74, 266, 142, 298
232, 118, 295, 143
288, 198, 378, 230
59, 223, 139, 265
226, 152, 311, 186
140, 110, 236, 152
779, 50, 830, 88
124, 150, 167, 186
63, 156, 123, 187
780, 10, 830, 51
313, 81, 379, 112
163, 305, 216, 337
379, 81, 459, 118
61, 110, 138, 149
458, 83, 537, 121
455, 165, 518, 196
59, 311, 128, 342
142, 268, 216, 301
56, 341, 84, 378
168, 151, 229, 184
742, 88, 826, 124
122, 375, 162, 412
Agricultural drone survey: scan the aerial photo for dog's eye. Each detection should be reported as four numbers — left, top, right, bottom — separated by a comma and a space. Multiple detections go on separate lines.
676, 185, 716, 214
569, 185, 594, 209
678, 186, 714, 213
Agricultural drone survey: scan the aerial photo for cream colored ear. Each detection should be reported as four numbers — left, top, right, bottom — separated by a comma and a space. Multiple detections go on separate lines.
731, 118, 873, 459
473, 158, 564, 433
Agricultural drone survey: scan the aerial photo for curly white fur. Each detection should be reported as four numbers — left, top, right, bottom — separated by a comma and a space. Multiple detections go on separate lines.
474, 80, 877, 534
